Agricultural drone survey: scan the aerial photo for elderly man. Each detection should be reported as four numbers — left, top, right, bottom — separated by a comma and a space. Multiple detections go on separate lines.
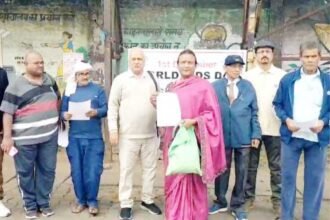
61, 61, 107, 216
0, 68, 11, 217
108, 47, 161, 220
0, 51, 60, 219
273, 41, 330, 220
243, 40, 286, 217
210, 55, 261, 220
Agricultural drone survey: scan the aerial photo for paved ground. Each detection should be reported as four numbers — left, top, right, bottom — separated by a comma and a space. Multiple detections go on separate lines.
2, 147, 330, 220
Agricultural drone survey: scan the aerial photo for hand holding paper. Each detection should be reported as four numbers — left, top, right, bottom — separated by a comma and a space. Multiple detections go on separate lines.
68, 100, 91, 120
156, 93, 181, 127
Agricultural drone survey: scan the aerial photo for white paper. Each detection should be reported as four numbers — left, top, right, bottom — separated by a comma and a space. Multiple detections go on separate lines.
68, 100, 91, 120
58, 128, 69, 148
157, 93, 181, 127
295, 120, 317, 130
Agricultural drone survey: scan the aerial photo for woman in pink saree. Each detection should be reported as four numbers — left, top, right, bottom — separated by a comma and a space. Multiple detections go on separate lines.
162, 49, 226, 220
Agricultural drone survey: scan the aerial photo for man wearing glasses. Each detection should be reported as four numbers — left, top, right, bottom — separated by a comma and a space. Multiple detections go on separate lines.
61, 61, 107, 216
243, 40, 286, 218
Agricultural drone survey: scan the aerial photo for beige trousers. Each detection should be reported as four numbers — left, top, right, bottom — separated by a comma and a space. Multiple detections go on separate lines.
118, 136, 158, 208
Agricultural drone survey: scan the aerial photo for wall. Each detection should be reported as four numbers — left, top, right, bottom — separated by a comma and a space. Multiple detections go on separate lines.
0, 4, 105, 92
118, 5, 270, 73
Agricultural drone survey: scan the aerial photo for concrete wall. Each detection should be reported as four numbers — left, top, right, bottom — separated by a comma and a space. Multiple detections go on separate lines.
1, 1, 329, 86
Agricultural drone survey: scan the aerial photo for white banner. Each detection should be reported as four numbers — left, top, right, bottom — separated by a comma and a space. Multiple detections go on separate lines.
137, 49, 247, 91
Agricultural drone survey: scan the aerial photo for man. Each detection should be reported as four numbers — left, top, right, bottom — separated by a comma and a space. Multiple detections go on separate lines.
61, 61, 107, 216
243, 39, 286, 216
273, 41, 330, 220
0, 68, 11, 217
108, 47, 162, 220
210, 55, 261, 220
0, 51, 60, 219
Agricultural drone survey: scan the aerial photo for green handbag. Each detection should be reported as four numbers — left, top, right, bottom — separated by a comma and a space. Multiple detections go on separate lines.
166, 126, 202, 176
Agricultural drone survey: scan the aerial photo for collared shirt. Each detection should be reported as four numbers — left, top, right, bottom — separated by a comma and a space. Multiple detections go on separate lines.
225, 76, 240, 100
107, 70, 157, 138
243, 64, 286, 136
292, 69, 322, 142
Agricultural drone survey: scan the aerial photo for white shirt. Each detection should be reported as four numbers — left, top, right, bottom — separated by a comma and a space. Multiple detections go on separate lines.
292, 69, 322, 142
226, 76, 240, 101
243, 64, 286, 136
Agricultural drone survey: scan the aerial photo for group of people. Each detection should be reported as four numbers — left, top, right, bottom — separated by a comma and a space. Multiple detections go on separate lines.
0, 39, 328, 220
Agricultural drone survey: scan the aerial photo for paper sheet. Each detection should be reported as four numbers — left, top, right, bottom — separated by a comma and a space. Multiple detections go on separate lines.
68, 100, 91, 120
295, 120, 317, 131
58, 127, 69, 147
157, 93, 181, 127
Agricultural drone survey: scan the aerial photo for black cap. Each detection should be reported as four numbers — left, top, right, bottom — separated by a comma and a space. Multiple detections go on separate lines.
224, 55, 245, 66
254, 39, 275, 51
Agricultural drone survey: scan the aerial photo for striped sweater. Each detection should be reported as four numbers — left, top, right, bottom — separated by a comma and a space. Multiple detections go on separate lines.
0, 73, 60, 146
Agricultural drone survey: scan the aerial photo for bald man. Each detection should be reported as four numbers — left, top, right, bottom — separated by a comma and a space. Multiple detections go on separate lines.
0, 51, 60, 219
108, 48, 162, 220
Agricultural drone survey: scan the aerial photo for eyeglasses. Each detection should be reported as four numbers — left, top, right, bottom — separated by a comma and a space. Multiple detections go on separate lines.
78, 72, 90, 76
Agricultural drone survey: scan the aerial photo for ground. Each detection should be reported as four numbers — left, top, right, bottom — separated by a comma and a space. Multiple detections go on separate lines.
2, 148, 330, 220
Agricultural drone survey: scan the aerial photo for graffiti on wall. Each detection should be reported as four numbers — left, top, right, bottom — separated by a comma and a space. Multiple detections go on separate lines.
122, 27, 183, 49
189, 23, 241, 49
0, 12, 75, 22
88, 13, 106, 85
119, 7, 248, 72
314, 23, 330, 53
0, 7, 91, 93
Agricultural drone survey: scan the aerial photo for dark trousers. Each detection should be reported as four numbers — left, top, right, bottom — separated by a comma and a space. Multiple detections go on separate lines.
245, 135, 281, 203
14, 134, 58, 211
0, 134, 4, 200
214, 147, 250, 210
66, 137, 104, 208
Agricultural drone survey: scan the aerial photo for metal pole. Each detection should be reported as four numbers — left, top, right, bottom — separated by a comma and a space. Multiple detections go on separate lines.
104, 0, 112, 97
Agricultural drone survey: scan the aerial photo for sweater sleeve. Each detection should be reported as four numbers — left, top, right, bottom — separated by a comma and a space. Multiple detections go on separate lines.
250, 86, 262, 139
96, 87, 107, 118
273, 78, 289, 122
107, 76, 121, 133
60, 94, 69, 120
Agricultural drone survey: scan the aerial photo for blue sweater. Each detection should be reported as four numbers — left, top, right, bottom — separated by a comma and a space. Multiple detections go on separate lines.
213, 78, 261, 148
0, 68, 8, 132
61, 82, 107, 139
273, 68, 330, 147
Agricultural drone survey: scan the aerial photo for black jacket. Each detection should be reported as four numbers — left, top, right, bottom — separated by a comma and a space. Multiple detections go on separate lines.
0, 68, 9, 132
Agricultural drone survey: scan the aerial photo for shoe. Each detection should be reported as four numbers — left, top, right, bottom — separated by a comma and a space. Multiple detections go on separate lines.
88, 207, 99, 216
208, 203, 228, 214
25, 210, 38, 219
231, 210, 248, 220
119, 208, 133, 220
140, 202, 162, 215
0, 201, 11, 217
245, 199, 254, 210
41, 207, 54, 217
71, 203, 87, 213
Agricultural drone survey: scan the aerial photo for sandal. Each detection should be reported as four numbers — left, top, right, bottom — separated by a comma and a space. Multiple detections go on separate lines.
89, 207, 99, 216
71, 203, 86, 213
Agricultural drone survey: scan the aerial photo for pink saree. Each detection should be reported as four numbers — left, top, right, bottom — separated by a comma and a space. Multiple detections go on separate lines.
162, 76, 226, 220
